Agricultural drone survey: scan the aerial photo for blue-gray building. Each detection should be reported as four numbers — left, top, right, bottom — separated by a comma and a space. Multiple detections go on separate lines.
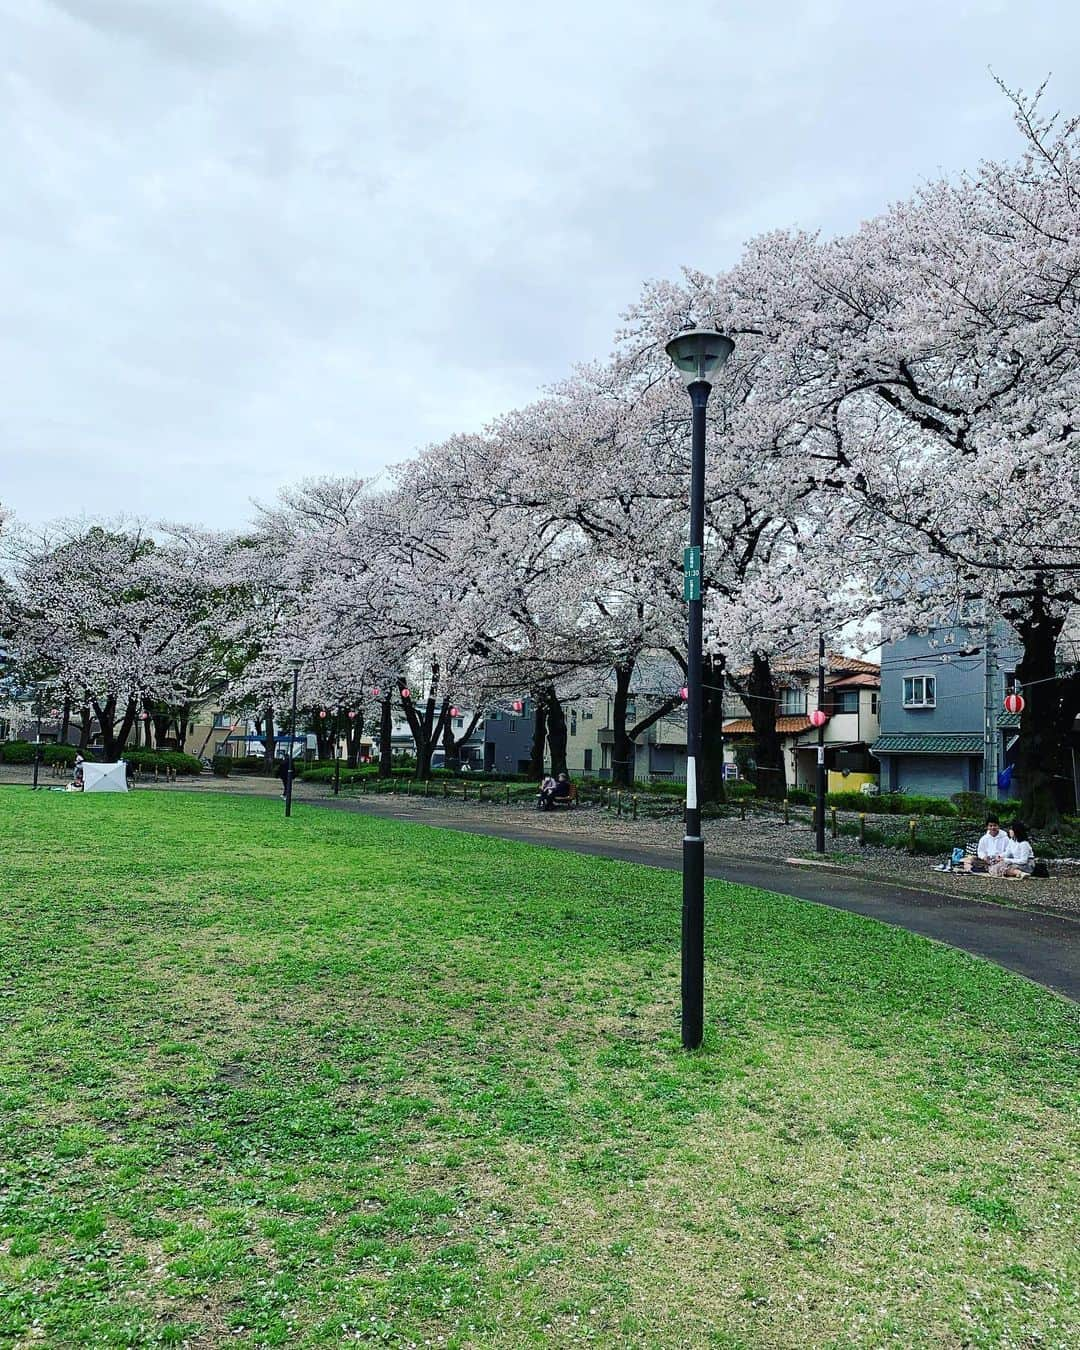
481, 699, 536, 774
872, 621, 1021, 798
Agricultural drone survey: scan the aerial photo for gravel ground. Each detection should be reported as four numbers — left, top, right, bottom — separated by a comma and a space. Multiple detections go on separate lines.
5, 764, 1078, 917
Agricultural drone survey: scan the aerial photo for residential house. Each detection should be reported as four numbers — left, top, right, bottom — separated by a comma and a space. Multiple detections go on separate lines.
871, 621, 1023, 798
722, 654, 881, 793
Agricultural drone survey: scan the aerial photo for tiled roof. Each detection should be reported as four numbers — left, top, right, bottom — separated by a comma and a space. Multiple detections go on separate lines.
997, 712, 1021, 729
871, 733, 983, 755
827, 672, 880, 689
723, 716, 813, 735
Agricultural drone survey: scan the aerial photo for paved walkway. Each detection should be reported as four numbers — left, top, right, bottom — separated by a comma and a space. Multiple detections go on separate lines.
311, 796, 1080, 1001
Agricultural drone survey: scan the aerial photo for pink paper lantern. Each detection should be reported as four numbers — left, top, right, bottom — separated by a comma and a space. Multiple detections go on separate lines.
512, 699, 524, 712
810, 708, 828, 728
678, 687, 688, 701
450, 707, 459, 717
348, 710, 357, 720
372, 687, 380, 697
401, 688, 411, 699
1004, 692, 1025, 715
319, 709, 328, 719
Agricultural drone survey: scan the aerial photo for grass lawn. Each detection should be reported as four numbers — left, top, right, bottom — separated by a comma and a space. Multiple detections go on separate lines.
0, 792, 1077, 1349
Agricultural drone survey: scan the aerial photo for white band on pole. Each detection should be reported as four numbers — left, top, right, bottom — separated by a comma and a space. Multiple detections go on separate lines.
686, 756, 698, 810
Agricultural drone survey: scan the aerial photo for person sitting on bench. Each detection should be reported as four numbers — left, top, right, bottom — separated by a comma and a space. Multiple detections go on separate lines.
551, 772, 571, 804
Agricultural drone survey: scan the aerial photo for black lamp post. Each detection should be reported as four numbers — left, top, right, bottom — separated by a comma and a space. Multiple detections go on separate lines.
285, 657, 302, 818
32, 689, 45, 792
333, 708, 343, 796
665, 326, 734, 1051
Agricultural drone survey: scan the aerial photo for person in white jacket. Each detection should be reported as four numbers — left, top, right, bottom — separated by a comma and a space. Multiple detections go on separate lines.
991, 822, 1036, 878
958, 816, 1009, 871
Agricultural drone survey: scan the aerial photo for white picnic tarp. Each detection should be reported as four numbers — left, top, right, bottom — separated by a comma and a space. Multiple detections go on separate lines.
83, 761, 128, 793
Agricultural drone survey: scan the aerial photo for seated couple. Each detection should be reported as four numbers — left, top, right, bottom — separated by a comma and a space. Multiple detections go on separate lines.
956, 816, 1035, 878
537, 772, 571, 810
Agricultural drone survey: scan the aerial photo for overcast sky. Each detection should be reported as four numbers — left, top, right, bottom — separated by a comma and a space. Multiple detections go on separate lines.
3, 0, 1077, 530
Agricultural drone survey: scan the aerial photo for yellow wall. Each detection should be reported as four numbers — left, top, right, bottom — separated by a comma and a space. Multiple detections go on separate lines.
828, 770, 877, 794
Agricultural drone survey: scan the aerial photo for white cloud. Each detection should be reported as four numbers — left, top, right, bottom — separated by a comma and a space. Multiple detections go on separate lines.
2, 0, 1077, 527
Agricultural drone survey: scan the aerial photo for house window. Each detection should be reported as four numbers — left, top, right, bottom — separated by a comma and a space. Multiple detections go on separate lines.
583, 749, 593, 771
570, 712, 577, 736
454, 717, 463, 729
779, 687, 807, 716
832, 690, 859, 714
508, 719, 516, 732
213, 712, 233, 728
581, 710, 593, 721
870, 691, 879, 716
1005, 671, 1019, 695
902, 675, 936, 708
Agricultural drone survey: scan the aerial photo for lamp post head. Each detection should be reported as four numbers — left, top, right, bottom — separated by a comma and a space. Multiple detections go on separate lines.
664, 327, 734, 389
288, 657, 303, 673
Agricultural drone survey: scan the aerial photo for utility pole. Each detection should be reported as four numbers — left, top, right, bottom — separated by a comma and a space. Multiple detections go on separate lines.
815, 633, 827, 854
984, 616, 997, 800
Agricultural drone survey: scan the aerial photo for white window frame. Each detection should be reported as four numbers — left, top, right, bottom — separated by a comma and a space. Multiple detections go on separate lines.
902, 675, 937, 709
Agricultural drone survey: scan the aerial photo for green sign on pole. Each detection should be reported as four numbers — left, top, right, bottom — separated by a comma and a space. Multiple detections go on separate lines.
683, 545, 702, 602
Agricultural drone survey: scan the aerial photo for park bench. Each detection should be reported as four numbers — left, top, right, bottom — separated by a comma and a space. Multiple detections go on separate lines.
551, 784, 579, 809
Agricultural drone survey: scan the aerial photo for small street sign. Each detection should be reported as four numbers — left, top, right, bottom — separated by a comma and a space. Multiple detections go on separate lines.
683, 545, 702, 602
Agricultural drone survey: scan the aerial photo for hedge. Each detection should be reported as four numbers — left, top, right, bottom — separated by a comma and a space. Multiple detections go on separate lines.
826, 790, 957, 817
122, 749, 203, 775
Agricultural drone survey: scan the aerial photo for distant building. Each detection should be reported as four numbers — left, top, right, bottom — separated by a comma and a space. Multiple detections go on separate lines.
722, 654, 881, 793
871, 621, 1021, 798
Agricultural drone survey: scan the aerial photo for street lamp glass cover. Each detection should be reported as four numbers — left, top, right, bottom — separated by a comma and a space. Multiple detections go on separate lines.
288, 657, 303, 673
665, 327, 734, 388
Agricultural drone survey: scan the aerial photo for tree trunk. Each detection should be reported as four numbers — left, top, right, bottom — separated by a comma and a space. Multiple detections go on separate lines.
528, 696, 547, 778
545, 686, 568, 777
345, 713, 364, 767
78, 705, 92, 752
441, 704, 482, 773
1013, 602, 1078, 829
746, 653, 786, 800
699, 654, 727, 805
59, 698, 71, 748
93, 696, 139, 759
256, 709, 276, 766
440, 698, 461, 772
314, 716, 334, 761
378, 695, 393, 777
610, 663, 635, 788
175, 703, 191, 750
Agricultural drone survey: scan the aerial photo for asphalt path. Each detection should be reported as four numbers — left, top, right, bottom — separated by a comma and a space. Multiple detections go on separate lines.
312, 796, 1080, 1002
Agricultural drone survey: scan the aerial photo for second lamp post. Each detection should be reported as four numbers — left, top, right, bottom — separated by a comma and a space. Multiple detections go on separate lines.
665, 327, 734, 1051
285, 657, 302, 818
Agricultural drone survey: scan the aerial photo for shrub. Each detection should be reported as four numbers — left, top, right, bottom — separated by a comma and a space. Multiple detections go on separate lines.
826, 790, 956, 817
123, 749, 202, 776
212, 756, 232, 777
786, 787, 813, 805
43, 745, 92, 766
0, 741, 37, 764
951, 791, 990, 820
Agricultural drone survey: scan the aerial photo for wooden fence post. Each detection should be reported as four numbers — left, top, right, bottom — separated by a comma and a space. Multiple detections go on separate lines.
463, 780, 469, 802
784, 798, 790, 825
632, 795, 638, 821
859, 813, 866, 845
505, 783, 511, 804
908, 818, 917, 852
831, 807, 838, 840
